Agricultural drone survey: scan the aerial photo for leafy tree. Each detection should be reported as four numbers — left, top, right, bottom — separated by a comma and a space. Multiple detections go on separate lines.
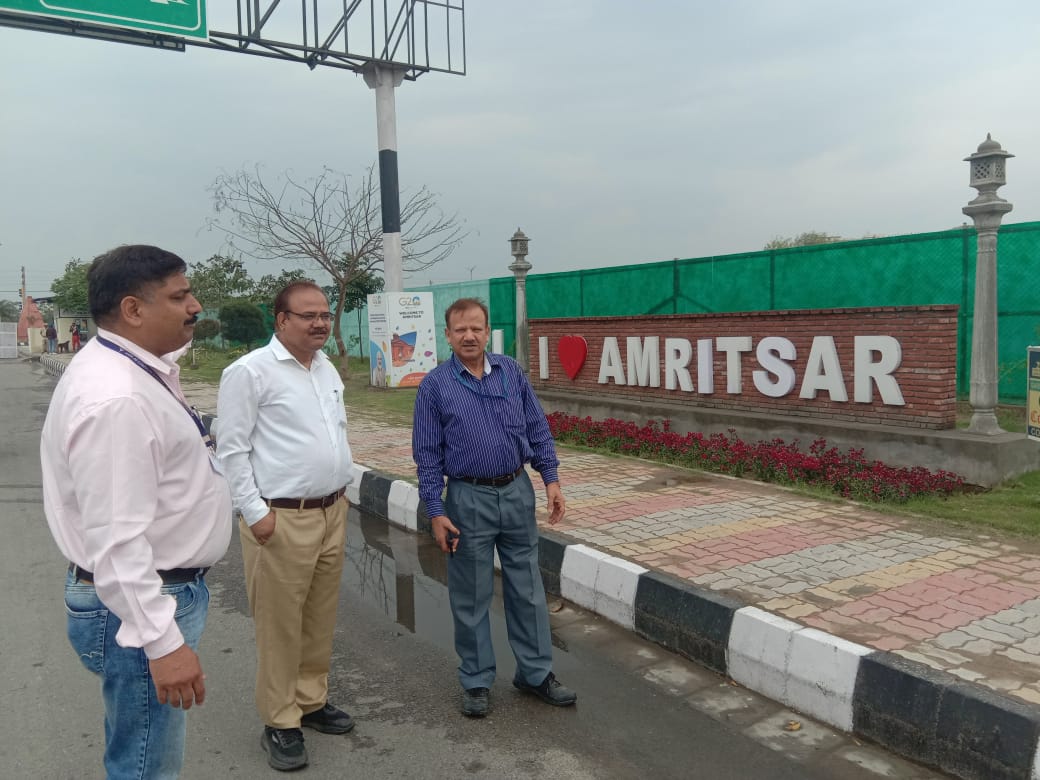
193, 318, 221, 341
189, 255, 254, 312
764, 231, 842, 250
50, 259, 89, 314
208, 165, 465, 372
250, 269, 313, 306
326, 267, 384, 359
0, 299, 19, 321
219, 300, 267, 350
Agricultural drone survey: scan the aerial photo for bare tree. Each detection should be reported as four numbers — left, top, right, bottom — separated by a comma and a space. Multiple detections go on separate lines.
208, 165, 465, 373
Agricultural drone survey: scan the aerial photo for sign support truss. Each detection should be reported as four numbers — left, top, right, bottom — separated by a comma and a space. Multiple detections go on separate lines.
0, 0, 466, 79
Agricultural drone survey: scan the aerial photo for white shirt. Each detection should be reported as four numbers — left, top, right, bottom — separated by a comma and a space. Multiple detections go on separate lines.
40, 328, 233, 659
216, 335, 354, 525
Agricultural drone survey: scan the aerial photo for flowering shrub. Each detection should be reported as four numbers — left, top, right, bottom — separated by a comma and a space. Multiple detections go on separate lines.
546, 413, 965, 503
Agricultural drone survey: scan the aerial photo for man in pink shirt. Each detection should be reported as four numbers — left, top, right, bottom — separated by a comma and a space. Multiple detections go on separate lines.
40, 245, 233, 779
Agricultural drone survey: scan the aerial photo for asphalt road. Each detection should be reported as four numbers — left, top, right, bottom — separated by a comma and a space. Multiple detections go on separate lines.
0, 357, 945, 779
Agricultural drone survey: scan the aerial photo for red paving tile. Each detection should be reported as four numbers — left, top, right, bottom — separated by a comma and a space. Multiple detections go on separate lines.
332, 395, 1040, 706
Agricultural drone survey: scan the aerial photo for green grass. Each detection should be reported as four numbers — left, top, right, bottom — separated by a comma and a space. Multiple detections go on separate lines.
954, 400, 1026, 433
179, 347, 1040, 538
179, 346, 417, 426
892, 471, 1040, 537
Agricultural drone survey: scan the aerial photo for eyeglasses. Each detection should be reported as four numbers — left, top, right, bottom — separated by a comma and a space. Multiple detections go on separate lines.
285, 311, 333, 323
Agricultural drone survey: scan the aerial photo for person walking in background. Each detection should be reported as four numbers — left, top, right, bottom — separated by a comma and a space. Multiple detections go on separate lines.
45, 322, 57, 353
217, 281, 355, 772
70, 320, 81, 352
40, 245, 233, 779
412, 297, 576, 718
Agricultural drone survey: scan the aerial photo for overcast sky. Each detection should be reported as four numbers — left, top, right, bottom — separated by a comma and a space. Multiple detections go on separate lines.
2, 1, 1039, 300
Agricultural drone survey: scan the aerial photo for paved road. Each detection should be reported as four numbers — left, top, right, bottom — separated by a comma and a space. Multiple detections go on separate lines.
1, 358, 944, 779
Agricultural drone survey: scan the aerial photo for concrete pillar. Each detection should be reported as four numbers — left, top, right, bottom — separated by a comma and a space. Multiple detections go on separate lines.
962, 134, 1014, 435
508, 228, 532, 372
363, 63, 406, 293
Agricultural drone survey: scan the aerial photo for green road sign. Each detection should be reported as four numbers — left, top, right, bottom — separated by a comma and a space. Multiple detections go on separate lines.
0, 1, 207, 40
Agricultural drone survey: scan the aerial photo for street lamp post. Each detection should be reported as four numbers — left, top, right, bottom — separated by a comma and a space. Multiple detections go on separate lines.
509, 228, 532, 372
962, 133, 1014, 435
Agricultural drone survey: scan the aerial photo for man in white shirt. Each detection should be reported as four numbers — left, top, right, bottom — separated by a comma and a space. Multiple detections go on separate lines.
40, 245, 233, 779
216, 281, 355, 772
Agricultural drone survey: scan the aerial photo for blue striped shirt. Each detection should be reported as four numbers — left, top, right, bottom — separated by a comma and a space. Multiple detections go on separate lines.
412, 352, 560, 518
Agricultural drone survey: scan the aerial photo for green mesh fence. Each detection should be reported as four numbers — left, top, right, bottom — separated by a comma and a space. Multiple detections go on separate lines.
487, 222, 1040, 402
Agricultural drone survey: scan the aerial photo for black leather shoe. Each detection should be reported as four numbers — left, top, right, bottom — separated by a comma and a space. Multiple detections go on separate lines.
261, 727, 308, 771
513, 672, 577, 707
301, 702, 355, 734
462, 687, 490, 717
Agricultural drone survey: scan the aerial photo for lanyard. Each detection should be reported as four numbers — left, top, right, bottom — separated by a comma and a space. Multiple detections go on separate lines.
454, 356, 511, 399
96, 336, 215, 451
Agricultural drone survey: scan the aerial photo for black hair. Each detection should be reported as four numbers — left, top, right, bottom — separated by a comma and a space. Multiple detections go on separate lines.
273, 281, 324, 315
444, 297, 489, 329
88, 245, 187, 324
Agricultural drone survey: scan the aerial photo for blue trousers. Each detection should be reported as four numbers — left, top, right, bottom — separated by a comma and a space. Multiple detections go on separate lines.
65, 571, 210, 780
445, 471, 553, 690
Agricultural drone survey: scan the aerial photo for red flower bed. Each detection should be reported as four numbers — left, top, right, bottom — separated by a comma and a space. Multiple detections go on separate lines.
546, 413, 964, 503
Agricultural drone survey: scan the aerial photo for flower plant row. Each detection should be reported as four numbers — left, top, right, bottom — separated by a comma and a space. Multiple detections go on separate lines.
546, 412, 965, 503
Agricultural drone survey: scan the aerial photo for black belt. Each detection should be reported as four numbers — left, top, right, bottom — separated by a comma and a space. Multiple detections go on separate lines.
457, 467, 525, 488
68, 563, 209, 585
263, 487, 346, 511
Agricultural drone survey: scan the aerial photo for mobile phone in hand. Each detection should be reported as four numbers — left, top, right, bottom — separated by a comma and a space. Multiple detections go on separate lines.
446, 531, 458, 557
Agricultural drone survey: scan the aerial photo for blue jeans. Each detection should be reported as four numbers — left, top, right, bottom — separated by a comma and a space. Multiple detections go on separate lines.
65, 572, 210, 780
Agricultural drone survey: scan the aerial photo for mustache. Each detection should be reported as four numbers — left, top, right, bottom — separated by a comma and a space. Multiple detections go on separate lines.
185, 314, 199, 325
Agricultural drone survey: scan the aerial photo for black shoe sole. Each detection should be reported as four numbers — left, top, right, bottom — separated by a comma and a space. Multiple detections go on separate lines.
301, 715, 355, 735
261, 734, 309, 772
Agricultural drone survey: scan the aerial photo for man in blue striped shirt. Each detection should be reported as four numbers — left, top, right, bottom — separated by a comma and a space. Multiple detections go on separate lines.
412, 298, 577, 718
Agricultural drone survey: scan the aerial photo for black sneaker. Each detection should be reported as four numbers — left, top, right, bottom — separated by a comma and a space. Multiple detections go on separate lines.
461, 687, 490, 717
301, 702, 355, 734
261, 726, 308, 772
513, 672, 577, 707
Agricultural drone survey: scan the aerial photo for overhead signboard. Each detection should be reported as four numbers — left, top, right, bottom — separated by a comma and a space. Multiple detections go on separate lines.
0, 1, 207, 40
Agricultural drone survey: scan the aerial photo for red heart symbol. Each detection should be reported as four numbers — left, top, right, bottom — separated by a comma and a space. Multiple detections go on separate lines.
557, 336, 588, 380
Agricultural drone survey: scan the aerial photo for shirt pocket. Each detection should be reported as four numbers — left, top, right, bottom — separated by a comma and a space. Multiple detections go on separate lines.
495, 394, 527, 436
322, 389, 347, 428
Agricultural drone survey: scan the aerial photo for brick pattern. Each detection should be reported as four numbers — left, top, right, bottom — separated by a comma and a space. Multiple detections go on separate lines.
530, 306, 958, 429
341, 416, 1040, 706
180, 378, 1040, 708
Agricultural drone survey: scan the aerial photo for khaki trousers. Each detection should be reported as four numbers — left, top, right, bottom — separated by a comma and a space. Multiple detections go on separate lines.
240, 497, 348, 729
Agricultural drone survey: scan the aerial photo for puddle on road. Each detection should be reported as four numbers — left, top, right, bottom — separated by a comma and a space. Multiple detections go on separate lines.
342, 509, 571, 656
631, 470, 710, 492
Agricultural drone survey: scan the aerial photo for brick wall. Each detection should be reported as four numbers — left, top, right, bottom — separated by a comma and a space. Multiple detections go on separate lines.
529, 306, 958, 429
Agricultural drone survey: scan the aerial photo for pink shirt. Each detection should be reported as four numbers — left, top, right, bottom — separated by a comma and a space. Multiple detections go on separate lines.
41, 329, 232, 659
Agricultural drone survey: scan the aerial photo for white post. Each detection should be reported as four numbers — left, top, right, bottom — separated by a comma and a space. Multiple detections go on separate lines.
363, 64, 406, 293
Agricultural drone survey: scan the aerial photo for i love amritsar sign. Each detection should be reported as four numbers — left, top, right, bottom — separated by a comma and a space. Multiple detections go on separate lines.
0, 0, 207, 39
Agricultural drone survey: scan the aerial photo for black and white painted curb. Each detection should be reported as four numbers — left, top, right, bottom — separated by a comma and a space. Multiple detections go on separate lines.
353, 465, 1040, 780
32, 357, 1040, 780
39, 354, 68, 376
